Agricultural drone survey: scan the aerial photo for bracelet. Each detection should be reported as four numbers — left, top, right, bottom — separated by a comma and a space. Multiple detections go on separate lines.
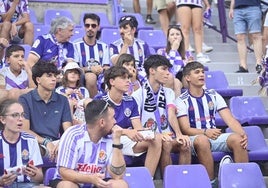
203, 128, 207, 136
42, 138, 52, 147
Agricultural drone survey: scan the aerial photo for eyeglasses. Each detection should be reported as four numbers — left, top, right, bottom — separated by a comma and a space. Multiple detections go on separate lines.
4, 112, 25, 119
84, 23, 97, 29
98, 102, 110, 116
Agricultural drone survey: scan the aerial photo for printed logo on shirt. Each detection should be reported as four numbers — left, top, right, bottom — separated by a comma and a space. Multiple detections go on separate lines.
77, 163, 104, 174
208, 101, 214, 110
124, 108, 131, 117
144, 118, 157, 131
21, 149, 29, 161
99, 50, 103, 58
160, 114, 168, 130
32, 39, 40, 48
98, 150, 107, 164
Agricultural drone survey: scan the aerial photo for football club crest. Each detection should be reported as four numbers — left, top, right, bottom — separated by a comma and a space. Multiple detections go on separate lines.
98, 150, 107, 164
21, 149, 29, 161
160, 114, 168, 130
124, 108, 131, 117
145, 118, 157, 131
208, 101, 214, 110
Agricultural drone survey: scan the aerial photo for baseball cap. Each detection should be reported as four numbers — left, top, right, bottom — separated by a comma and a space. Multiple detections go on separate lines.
63, 62, 83, 74
119, 15, 138, 28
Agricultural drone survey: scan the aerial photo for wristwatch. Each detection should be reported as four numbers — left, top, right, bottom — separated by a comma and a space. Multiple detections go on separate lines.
112, 143, 123, 149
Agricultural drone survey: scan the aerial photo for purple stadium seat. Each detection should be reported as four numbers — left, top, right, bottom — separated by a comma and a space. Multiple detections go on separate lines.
80, 12, 117, 30
30, 0, 108, 3
29, 8, 42, 25
21, 44, 31, 59
219, 162, 266, 188
205, 71, 243, 98
124, 167, 154, 188
33, 24, 50, 40
138, 29, 166, 51
43, 167, 56, 186
229, 96, 268, 125
70, 27, 84, 42
44, 9, 73, 26
117, 13, 154, 30
226, 125, 268, 161
163, 164, 211, 188
100, 28, 120, 45
149, 46, 156, 54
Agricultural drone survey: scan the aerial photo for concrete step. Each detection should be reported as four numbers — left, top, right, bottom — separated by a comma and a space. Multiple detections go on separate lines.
207, 62, 259, 72
225, 73, 259, 85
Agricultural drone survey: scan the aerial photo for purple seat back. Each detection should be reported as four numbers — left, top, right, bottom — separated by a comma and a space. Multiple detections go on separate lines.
229, 96, 268, 125
219, 162, 266, 188
44, 9, 73, 25
100, 28, 120, 45
43, 167, 56, 186
70, 27, 84, 42
20, 44, 31, 59
124, 167, 154, 188
163, 164, 211, 188
205, 71, 243, 97
138, 29, 166, 51
226, 125, 268, 161
33, 24, 50, 40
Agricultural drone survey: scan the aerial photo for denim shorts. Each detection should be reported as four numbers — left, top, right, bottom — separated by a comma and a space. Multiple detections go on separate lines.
190, 133, 232, 156
233, 6, 262, 34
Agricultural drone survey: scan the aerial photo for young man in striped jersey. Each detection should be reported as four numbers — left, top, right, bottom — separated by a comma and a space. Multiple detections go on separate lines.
176, 61, 248, 187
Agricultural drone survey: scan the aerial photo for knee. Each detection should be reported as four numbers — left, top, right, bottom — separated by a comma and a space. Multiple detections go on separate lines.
24, 22, 34, 31
152, 134, 162, 148
193, 135, 210, 151
227, 133, 243, 150
85, 73, 97, 86
162, 141, 172, 153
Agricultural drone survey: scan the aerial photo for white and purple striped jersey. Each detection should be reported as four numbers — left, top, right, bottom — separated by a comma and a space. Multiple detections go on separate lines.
176, 0, 203, 7
55, 124, 113, 187
0, 0, 29, 23
0, 67, 29, 89
132, 81, 176, 136
31, 33, 78, 69
94, 92, 140, 129
0, 131, 43, 182
110, 38, 150, 68
74, 38, 110, 67
176, 89, 227, 129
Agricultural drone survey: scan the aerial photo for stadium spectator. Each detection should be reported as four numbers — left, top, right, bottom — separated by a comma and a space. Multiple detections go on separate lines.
116, 53, 141, 95
229, 0, 263, 73
95, 66, 162, 177
74, 13, 110, 98
50, 99, 128, 188
0, 45, 31, 90
176, 0, 211, 63
176, 61, 248, 187
56, 61, 90, 124
132, 55, 191, 176
0, 99, 43, 187
110, 15, 150, 70
0, 37, 9, 65
27, 16, 78, 87
157, 25, 193, 97
19, 60, 72, 161
0, 0, 34, 45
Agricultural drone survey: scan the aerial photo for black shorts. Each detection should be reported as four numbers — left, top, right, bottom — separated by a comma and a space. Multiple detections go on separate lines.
49, 178, 112, 188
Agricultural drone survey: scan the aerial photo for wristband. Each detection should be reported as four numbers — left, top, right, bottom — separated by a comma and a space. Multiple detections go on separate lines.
42, 138, 52, 147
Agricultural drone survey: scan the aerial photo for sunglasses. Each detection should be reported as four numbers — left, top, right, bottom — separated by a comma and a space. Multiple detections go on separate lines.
84, 23, 97, 29
4, 112, 25, 119
98, 102, 110, 116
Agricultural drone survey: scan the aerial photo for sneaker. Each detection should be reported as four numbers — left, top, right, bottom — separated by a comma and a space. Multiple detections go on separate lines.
211, 178, 218, 188
188, 44, 195, 53
219, 155, 233, 168
145, 15, 156, 24
202, 43, 213, 53
236, 65, 249, 73
196, 53, 211, 63
256, 64, 263, 74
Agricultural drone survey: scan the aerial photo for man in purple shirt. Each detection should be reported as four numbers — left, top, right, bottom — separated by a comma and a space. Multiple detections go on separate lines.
95, 66, 162, 178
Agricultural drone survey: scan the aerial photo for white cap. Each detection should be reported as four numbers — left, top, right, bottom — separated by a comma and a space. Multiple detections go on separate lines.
63, 62, 83, 74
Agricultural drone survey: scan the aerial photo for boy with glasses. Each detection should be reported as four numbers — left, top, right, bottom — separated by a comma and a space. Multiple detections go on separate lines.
74, 13, 110, 98
95, 66, 162, 178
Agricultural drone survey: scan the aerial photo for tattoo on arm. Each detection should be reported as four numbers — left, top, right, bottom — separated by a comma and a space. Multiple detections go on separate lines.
109, 164, 126, 175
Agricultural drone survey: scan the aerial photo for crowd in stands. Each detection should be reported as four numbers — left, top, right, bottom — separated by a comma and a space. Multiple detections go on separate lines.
0, 0, 267, 187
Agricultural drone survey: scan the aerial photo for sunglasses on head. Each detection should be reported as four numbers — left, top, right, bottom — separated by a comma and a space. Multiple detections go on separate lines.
84, 23, 97, 29
169, 24, 181, 29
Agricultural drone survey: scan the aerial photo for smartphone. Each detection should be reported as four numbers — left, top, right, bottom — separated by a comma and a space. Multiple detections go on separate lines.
138, 129, 155, 139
